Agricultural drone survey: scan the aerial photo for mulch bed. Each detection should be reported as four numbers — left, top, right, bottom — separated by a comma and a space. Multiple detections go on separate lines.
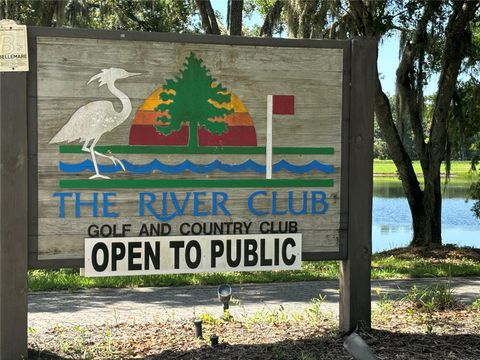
28, 304, 479, 360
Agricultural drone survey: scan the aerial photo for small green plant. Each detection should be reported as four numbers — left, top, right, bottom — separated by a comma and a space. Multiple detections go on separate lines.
245, 306, 290, 326
375, 287, 393, 312
404, 283, 457, 334
305, 294, 327, 322
98, 326, 114, 357
472, 298, 480, 309
404, 284, 456, 311
268, 305, 290, 323
53, 325, 96, 359
222, 309, 234, 322
230, 296, 242, 306
372, 288, 393, 323
200, 311, 221, 325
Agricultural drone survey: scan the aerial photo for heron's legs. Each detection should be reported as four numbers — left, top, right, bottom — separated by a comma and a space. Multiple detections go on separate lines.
81, 139, 125, 179
82, 139, 110, 179
93, 150, 126, 171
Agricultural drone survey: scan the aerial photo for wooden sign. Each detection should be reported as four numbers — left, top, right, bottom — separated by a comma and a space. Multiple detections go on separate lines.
30, 30, 349, 270
2, 28, 374, 356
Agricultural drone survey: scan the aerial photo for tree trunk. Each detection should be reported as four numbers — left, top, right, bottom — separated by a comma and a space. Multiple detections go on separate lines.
421, 168, 442, 246
38, 0, 57, 27
188, 121, 198, 148
228, 0, 243, 36
195, 0, 220, 35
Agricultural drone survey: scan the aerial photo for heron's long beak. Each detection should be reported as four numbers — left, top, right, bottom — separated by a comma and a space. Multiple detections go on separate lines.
126, 72, 142, 78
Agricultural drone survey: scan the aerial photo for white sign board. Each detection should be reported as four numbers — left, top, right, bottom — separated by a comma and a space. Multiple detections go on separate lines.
0, 19, 28, 72
84, 234, 302, 277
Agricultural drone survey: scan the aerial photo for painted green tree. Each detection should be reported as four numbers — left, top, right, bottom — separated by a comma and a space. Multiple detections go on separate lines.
155, 52, 234, 148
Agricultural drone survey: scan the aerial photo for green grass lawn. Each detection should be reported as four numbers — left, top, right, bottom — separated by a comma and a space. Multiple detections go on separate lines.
28, 245, 480, 291
373, 160, 477, 183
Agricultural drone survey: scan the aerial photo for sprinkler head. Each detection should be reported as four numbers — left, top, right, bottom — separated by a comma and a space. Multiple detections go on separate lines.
193, 319, 203, 339
217, 284, 232, 311
210, 334, 219, 347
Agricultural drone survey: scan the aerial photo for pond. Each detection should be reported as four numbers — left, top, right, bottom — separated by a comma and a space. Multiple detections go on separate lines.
372, 180, 480, 253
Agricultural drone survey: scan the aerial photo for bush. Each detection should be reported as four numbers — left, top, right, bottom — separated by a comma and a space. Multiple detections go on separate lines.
469, 180, 480, 219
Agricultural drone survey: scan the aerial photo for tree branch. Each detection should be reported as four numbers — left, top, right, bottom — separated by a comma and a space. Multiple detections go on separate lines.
430, 0, 480, 170
205, 0, 220, 34
260, 0, 283, 37
396, 2, 440, 173
347, 0, 377, 37
195, 0, 220, 35
346, 1, 424, 216
297, 0, 319, 38
374, 65, 424, 213
120, 4, 154, 32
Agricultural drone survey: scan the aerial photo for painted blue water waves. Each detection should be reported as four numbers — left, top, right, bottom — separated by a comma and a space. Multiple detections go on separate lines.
59, 159, 335, 175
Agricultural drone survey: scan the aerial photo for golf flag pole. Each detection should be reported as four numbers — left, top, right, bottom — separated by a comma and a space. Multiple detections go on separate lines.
266, 95, 273, 179
266, 95, 295, 179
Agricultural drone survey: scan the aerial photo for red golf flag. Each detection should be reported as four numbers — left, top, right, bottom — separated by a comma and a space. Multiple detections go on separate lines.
272, 95, 295, 115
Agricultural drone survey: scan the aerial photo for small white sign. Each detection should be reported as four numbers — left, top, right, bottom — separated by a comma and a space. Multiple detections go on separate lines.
0, 19, 28, 72
84, 234, 302, 277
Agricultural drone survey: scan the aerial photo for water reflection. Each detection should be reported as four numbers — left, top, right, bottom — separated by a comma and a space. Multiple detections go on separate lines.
373, 179, 470, 198
372, 180, 479, 253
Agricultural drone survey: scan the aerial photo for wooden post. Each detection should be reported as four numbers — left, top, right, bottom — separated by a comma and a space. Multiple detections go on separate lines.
0, 72, 28, 358
339, 38, 376, 333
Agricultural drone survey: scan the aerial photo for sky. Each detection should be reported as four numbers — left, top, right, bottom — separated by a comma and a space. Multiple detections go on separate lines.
210, 1, 438, 96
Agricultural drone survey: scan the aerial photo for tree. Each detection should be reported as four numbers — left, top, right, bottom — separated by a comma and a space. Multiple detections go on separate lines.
1, 0, 193, 32
259, 0, 480, 246
447, 79, 480, 161
1, 0, 67, 27
370, 1, 478, 246
109, 0, 193, 33
469, 179, 480, 219
154, 52, 234, 148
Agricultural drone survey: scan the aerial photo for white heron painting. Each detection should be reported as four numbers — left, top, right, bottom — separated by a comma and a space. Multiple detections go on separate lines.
49, 68, 140, 179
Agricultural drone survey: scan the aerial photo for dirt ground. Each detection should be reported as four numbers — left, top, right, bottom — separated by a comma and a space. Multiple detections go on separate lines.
28, 302, 480, 360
